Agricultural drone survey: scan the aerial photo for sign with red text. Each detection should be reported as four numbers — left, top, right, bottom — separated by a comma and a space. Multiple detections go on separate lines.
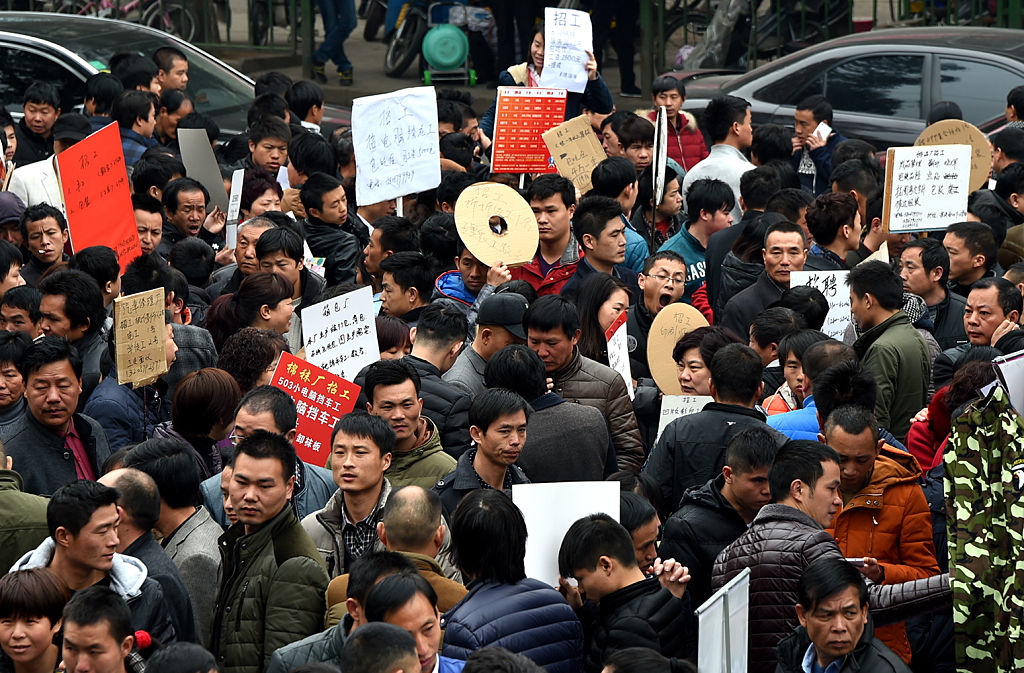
271, 351, 360, 466
604, 310, 633, 400
491, 87, 566, 174
56, 122, 141, 274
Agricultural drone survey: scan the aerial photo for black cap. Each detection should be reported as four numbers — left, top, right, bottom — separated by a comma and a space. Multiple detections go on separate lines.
52, 113, 93, 143
476, 292, 529, 339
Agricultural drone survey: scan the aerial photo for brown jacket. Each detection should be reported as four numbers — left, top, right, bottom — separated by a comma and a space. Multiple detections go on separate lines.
281, 188, 306, 219
550, 348, 644, 472
325, 551, 467, 628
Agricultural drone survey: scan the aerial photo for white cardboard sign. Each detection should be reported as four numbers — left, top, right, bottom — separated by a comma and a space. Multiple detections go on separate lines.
790, 270, 851, 341
883, 144, 970, 233
604, 311, 634, 400
697, 567, 750, 673
225, 168, 244, 250
656, 395, 713, 444
301, 286, 378, 381
540, 7, 592, 94
352, 86, 441, 205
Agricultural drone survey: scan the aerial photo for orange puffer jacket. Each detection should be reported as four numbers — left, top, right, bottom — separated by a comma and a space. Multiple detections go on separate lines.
827, 445, 940, 663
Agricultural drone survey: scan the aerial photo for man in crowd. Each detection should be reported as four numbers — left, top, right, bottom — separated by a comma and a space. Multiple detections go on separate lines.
768, 339, 858, 439
361, 216, 419, 286
444, 292, 528, 397
943, 221, 998, 298
133, 194, 166, 257
154, 46, 189, 91
804, 192, 862, 270
158, 177, 222, 258
524, 295, 644, 472
61, 586, 139, 673
112, 90, 158, 167
9, 114, 93, 211
207, 216, 276, 299
256, 226, 326, 353
18, 204, 69, 286
0, 286, 42, 339
560, 196, 638, 302
791, 95, 845, 195
627, 251, 688, 380
379, 252, 432, 326
300, 172, 360, 285
210, 430, 329, 673
658, 178, 734, 304
681, 95, 754, 222
14, 82, 61, 165
512, 175, 581, 296
899, 238, 968, 350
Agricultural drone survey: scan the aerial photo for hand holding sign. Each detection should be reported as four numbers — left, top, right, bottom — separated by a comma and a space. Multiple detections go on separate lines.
455, 182, 539, 268
539, 7, 593, 93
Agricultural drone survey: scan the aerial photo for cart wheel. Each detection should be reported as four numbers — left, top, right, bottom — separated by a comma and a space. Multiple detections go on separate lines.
468, 69, 476, 87
424, 71, 432, 85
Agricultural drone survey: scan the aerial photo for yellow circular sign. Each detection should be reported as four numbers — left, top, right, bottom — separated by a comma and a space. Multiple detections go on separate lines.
454, 182, 539, 267
914, 119, 991, 191
646, 303, 710, 396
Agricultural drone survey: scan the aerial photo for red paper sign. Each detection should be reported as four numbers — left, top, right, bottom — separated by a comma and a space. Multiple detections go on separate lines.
491, 87, 567, 174
270, 351, 360, 466
57, 122, 142, 276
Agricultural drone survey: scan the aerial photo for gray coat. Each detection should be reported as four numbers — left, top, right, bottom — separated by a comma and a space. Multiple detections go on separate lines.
266, 623, 345, 673
516, 393, 612, 483
0, 411, 110, 496
164, 506, 223, 646
442, 346, 487, 396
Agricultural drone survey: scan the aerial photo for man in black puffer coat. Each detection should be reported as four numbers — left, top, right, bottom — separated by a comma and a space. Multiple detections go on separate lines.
559, 514, 696, 673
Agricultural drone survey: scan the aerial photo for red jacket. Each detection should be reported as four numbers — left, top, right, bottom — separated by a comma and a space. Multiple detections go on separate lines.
827, 445, 940, 663
510, 241, 582, 297
648, 110, 709, 171
690, 282, 713, 323
905, 384, 952, 471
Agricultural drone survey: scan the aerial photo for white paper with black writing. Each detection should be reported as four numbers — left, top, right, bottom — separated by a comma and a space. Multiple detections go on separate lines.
790, 270, 851, 341
301, 286, 378, 381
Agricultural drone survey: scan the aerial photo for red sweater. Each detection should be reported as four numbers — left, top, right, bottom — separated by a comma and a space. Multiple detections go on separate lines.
648, 110, 709, 171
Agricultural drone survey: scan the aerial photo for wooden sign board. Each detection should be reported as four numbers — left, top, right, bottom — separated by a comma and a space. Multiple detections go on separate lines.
913, 119, 990, 191
542, 115, 606, 193
646, 303, 709, 396
454, 182, 539, 267
882, 144, 970, 234
114, 288, 168, 388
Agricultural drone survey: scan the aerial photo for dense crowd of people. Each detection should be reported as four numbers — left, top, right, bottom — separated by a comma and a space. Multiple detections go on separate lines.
0, 16, 1021, 673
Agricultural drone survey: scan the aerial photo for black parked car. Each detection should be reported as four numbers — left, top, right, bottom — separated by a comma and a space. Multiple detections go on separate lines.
678, 27, 1024, 150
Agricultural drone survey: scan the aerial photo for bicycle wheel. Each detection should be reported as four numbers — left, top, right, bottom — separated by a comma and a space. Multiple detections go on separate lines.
53, 0, 90, 13
143, 1, 198, 41
384, 10, 427, 77
363, 0, 386, 41
664, 11, 710, 69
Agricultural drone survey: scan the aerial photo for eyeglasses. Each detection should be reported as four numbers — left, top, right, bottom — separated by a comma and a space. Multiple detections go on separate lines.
647, 274, 686, 285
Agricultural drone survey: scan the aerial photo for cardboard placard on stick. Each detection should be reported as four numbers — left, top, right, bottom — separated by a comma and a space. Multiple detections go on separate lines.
914, 119, 990, 191
56, 122, 142, 274
177, 128, 229, 212
656, 395, 713, 444
454, 182, 539, 267
604, 311, 634, 400
646, 303, 709, 396
491, 87, 567, 174
882, 144, 970, 233
541, 115, 606, 193
113, 288, 168, 388
653, 106, 668, 209
539, 7, 593, 94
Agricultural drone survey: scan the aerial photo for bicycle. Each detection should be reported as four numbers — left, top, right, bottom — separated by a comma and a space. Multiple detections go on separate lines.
384, 0, 429, 76
53, 0, 197, 41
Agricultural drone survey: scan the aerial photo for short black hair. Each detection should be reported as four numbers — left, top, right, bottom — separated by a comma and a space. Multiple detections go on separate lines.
764, 219, 807, 248
48, 479, 119, 538
637, 165, 680, 212
107, 469, 161, 532
2, 286, 41, 325
777, 329, 831, 371
85, 73, 124, 115
749, 307, 805, 349
340, 623, 417, 673
702, 95, 749, 144
651, 75, 685, 97
23, 81, 60, 109
450, 489, 527, 584
671, 325, 741, 366
331, 412, 395, 456
558, 513, 637, 578
813, 360, 878, 422
798, 557, 868, 612
800, 339, 857, 383
248, 93, 289, 127
158, 88, 191, 115
113, 54, 159, 91
375, 216, 420, 254
169, 238, 216, 287
796, 94, 833, 125
686, 178, 735, 225
750, 124, 792, 165
176, 111, 219, 144
769, 440, 840, 502
112, 89, 156, 131
765, 188, 814, 223
414, 302, 467, 348
739, 166, 782, 211
945, 221, 997, 271
824, 404, 879, 444
526, 174, 576, 209
299, 172, 343, 213
163, 177, 210, 214
122, 251, 175, 300
285, 80, 324, 121
123, 438, 205, 509
232, 429, 296, 482
289, 131, 336, 177
619, 491, 657, 535
773, 286, 829, 331
255, 226, 304, 264
830, 159, 880, 202
484, 344, 547, 402
468, 388, 530, 433
435, 171, 480, 209
69, 246, 120, 288
38, 270, 105, 338
805, 192, 858, 246
710, 343, 763, 403
254, 71, 293, 98
379, 251, 433, 301
346, 551, 417, 604
573, 195, 623, 248
616, 115, 655, 149
0, 330, 31, 369
902, 237, 950, 285
591, 156, 637, 199
146, 642, 217, 673
236, 385, 297, 433
464, 648, 548, 673
364, 358, 421, 403
249, 114, 292, 145
364, 571, 439, 623
439, 132, 474, 169
153, 45, 187, 71
641, 250, 686, 275
524, 294, 580, 339
20, 203, 67, 241
0, 240, 23, 281
132, 153, 185, 196
726, 426, 779, 475
847, 260, 903, 311
991, 128, 1024, 162
971, 276, 1023, 318
63, 585, 132, 644
436, 98, 464, 130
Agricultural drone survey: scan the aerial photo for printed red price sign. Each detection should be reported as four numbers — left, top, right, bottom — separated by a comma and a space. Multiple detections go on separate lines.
491, 87, 567, 174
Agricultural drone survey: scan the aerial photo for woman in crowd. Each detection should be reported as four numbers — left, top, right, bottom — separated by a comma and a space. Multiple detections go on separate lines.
0, 568, 69, 673
375, 314, 412, 360
216, 327, 290, 394
577, 274, 631, 365
671, 326, 742, 397
206, 272, 294, 351
240, 168, 284, 221
154, 368, 241, 478
155, 89, 194, 146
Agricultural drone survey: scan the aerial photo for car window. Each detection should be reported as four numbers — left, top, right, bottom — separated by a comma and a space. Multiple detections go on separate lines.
760, 61, 831, 105
939, 57, 1020, 126
0, 45, 86, 115
824, 55, 925, 118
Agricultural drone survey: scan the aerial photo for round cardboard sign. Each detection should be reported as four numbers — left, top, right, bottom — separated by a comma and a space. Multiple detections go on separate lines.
913, 120, 990, 191
646, 303, 710, 396
454, 182, 539, 267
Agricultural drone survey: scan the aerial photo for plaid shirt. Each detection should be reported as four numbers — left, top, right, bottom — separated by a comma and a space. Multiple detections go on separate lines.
120, 127, 158, 168
341, 478, 392, 565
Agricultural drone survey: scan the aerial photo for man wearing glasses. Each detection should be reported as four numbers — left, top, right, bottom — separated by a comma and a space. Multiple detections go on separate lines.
199, 385, 335, 527
627, 251, 689, 380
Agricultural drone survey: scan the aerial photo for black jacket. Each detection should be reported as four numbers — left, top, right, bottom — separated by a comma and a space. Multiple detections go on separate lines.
719, 272, 787, 340
641, 402, 786, 516
0, 411, 110, 496
929, 290, 967, 351
13, 118, 52, 165
124, 531, 197, 644
434, 448, 529, 521
355, 355, 473, 458
584, 577, 695, 673
706, 210, 756, 311
301, 216, 360, 286
717, 251, 763, 316
775, 618, 911, 673
659, 474, 749, 608
626, 302, 653, 380
157, 221, 222, 259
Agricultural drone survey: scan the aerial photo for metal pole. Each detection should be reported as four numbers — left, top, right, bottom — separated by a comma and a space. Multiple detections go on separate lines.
639, 0, 653, 101
656, 0, 665, 74
302, 0, 314, 78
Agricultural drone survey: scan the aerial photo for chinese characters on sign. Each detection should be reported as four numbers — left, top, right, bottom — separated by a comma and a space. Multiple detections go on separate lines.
604, 310, 634, 400
301, 286, 379, 382
271, 351, 360, 466
882, 144, 970, 233
491, 87, 567, 174
541, 114, 607, 193
56, 122, 142, 274
113, 288, 168, 388
790, 270, 851, 341
539, 7, 592, 93
352, 87, 441, 205
656, 395, 714, 444
453, 182, 539, 267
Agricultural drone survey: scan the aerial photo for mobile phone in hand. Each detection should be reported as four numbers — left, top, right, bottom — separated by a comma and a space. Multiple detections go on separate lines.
813, 121, 832, 142
844, 557, 865, 567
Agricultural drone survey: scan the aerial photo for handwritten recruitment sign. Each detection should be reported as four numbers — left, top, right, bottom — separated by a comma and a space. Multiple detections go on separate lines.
656, 395, 713, 444
113, 288, 168, 388
914, 119, 990, 191
882, 144, 970, 233
301, 286, 379, 382
56, 122, 141, 274
540, 7, 592, 93
790, 270, 851, 341
605, 311, 634, 400
352, 86, 441, 205
542, 115, 606, 193
271, 351, 360, 466
454, 182, 539, 267
491, 87, 567, 174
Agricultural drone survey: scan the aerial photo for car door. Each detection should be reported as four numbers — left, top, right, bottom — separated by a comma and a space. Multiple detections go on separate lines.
0, 41, 88, 115
933, 55, 1024, 128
